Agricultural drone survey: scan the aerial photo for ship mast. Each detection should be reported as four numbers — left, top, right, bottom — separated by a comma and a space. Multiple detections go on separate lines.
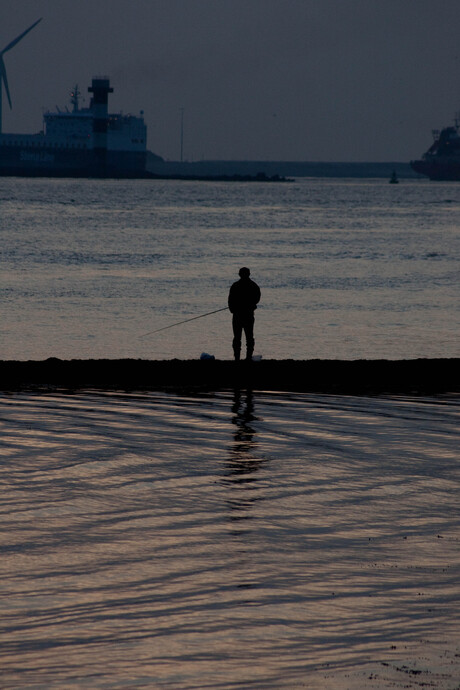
70, 85, 80, 113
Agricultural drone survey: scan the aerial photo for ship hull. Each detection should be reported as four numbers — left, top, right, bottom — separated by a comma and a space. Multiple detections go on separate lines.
411, 158, 460, 181
0, 145, 150, 178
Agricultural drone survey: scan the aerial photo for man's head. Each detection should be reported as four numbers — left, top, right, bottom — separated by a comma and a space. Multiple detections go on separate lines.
239, 267, 250, 278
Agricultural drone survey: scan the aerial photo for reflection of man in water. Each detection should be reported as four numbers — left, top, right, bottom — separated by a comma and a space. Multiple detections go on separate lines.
228, 267, 261, 361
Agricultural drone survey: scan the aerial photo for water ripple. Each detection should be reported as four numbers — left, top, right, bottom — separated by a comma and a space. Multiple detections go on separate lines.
0, 391, 458, 688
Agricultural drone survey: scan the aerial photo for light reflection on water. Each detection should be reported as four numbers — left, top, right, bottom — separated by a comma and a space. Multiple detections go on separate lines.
0, 391, 459, 688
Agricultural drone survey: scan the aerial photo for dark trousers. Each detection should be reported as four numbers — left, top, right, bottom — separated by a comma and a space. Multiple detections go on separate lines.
232, 312, 255, 360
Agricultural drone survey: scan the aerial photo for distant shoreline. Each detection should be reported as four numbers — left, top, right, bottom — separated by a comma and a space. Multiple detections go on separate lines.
1, 358, 457, 395
146, 157, 419, 180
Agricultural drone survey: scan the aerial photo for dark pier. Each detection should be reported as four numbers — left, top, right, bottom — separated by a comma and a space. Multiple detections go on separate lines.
0, 358, 458, 395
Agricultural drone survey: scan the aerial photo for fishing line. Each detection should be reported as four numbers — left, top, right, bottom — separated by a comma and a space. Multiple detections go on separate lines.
139, 307, 228, 338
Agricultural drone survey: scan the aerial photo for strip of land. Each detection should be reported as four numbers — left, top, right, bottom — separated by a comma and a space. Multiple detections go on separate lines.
0, 358, 458, 394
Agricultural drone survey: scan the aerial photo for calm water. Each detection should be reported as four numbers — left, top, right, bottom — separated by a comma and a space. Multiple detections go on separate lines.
1, 177, 459, 360
0, 390, 459, 688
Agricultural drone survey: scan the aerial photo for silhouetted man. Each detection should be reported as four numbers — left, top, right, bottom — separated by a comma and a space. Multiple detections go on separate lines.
228, 267, 261, 361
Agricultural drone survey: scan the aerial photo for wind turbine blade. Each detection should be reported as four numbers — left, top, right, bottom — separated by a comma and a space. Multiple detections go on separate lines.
0, 58, 12, 108
0, 18, 42, 55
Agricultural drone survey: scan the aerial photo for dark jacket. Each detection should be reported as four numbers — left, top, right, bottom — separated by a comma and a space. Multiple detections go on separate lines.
228, 277, 261, 314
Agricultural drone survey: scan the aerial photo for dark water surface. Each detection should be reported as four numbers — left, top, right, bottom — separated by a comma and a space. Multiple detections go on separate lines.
0, 390, 458, 688
2, 177, 459, 360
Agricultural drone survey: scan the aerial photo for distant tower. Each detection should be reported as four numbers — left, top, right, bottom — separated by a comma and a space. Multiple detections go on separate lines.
88, 77, 113, 171
180, 107, 184, 162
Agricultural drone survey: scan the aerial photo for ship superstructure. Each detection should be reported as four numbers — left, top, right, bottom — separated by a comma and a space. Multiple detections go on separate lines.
0, 77, 149, 177
410, 114, 460, 180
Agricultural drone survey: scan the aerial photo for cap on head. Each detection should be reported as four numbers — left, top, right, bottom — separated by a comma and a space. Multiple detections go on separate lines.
239, 267, 250, 278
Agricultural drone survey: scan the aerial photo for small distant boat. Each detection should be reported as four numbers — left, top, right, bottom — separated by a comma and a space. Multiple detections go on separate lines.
389, 170, 399, 184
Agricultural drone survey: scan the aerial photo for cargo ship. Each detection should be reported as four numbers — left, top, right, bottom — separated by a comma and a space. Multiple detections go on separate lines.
410, 115, 460, 181
0, 19, 154, 178
0, 77, 152, 178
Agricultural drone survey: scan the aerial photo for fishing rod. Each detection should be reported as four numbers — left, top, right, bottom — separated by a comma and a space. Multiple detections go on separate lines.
139, 307, 228, 338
